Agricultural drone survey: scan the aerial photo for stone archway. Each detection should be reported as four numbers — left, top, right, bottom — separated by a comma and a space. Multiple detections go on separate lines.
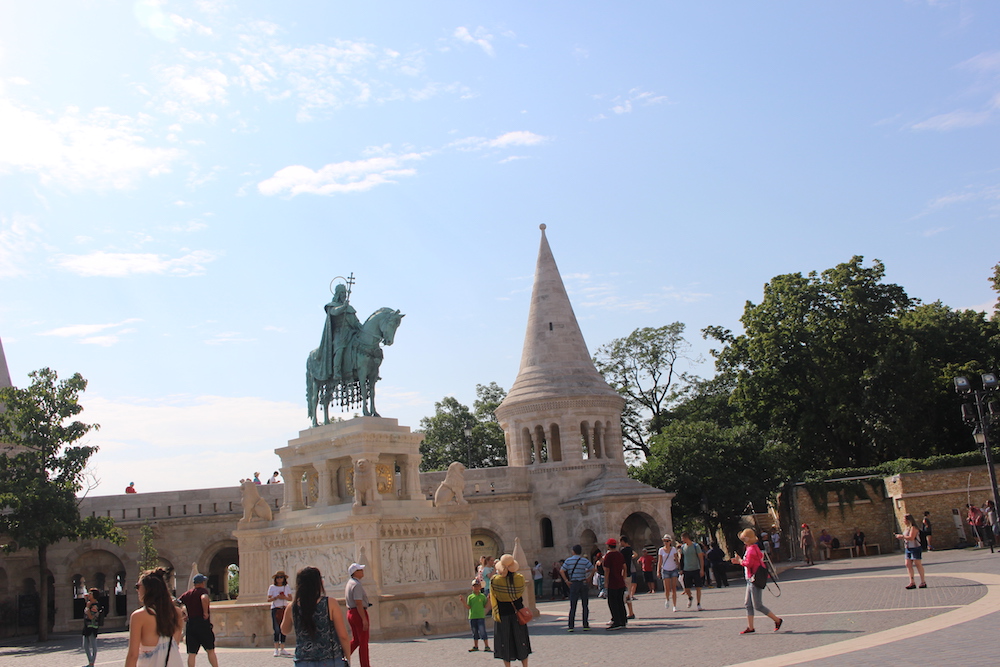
202, 542, 239, 601
471, 529, 504, 565
69, 548, 127, 620
620, 512, 661, 552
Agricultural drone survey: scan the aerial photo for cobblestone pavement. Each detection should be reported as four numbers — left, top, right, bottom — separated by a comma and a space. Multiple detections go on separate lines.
4, 547, 998, 667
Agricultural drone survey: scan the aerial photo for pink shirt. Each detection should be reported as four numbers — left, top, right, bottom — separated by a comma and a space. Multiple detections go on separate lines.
742, 543, 764, 580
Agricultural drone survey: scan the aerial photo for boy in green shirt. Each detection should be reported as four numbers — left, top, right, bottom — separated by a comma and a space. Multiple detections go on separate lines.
460, 580, 491, 652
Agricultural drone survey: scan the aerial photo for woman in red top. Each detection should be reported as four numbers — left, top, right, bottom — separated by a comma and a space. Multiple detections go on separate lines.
731, 529, 782, 635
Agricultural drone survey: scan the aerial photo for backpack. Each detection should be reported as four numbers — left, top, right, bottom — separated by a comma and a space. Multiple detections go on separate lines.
831, 538, 840, 549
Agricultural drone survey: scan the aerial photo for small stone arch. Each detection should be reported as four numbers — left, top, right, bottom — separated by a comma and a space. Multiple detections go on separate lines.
471, 527, 504, 564
548, 424, 562, 462
539, 517, 554, 548
533, 425, 547, 463
579, 529, 598, 559
619, 511, 662, 552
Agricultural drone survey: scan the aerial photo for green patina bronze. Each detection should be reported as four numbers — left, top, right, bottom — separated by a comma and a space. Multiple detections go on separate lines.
306, 275, 404, 425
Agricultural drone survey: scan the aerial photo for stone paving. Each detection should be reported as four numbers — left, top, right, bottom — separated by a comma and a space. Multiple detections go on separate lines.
4, 546, 998, 667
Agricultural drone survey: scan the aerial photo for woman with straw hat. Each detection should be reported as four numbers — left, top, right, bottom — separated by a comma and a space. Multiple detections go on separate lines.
731, 529, 783, 635
489, 554, 531, 667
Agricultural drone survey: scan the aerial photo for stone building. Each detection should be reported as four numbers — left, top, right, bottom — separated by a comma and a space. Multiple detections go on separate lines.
0, 226, 674, 640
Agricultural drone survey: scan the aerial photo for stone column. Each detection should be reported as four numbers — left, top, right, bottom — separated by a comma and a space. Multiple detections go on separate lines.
280, 466, 296, 511
404, 455, 422, 500
52, 579, 73, 632
563, 419, 583, 461
288, 466, 306, 511
317, 462, 334, 507
532, 427, 542, 465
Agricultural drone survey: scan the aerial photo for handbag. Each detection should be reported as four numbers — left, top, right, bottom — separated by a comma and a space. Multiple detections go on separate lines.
752, 564, 769, 589
274, 606, 284, 623
515, 606, 532, 625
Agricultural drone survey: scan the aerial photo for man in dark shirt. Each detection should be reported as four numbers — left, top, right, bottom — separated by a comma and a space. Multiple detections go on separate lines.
602, 538, 628, 630
619, 535, 638, 620
179, 574, 220, 667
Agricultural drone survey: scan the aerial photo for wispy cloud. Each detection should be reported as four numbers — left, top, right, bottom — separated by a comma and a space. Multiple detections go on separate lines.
0, 98, 183, 190
910, 51, 1000, 131
593, 88, 670, 120
453, 26, 495, 57
205, 332, 256, 345
0, 214, 42, 278
565, 274, 711, 312
55, 250, 218, 277
39, 319, 143, 347
450, 130, 548, 151
258, 151, 426, 196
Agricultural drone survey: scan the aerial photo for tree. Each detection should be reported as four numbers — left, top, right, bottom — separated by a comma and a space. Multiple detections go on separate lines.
633, 421, 777, 550
137, 522, 159, 572
418, 383, 508, 471
0, 368, 123, 641
594, 324, 694, 458
707, 257, 1000, 476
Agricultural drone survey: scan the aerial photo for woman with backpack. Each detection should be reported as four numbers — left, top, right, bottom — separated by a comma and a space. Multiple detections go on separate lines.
81, 588, 102, 667
731, 529, 783, 635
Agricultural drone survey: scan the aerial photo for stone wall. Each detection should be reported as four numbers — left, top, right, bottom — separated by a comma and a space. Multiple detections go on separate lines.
789, 480, 896, 557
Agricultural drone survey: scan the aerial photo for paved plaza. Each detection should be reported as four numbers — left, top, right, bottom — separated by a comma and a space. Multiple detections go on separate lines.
4, 547, 998, 667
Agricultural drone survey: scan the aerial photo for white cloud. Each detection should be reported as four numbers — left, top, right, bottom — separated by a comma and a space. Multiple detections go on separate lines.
606, 88, 669, 116
450, 130, 548, 151
55, 249, 218, 277
910, 108, 995, 131
154, 64, 230, 122
910, 52, 1000, 131
40, 319, 142, 338
0, 214, 42, 278
205, 331, 256, 345
258, 152, 425, 196
453, 26, 495, 57
0, 98, 183, 190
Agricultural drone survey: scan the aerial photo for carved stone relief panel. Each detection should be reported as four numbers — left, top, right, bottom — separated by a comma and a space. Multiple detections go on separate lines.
380, 540, 440, 586
271, 546, 353, 588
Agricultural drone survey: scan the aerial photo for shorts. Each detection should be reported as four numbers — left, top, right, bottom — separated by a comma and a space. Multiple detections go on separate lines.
643, 571, 656, 583
904, 547, 922, 560
630, 571, 644, 585
469, 617, 487, 640
186, 619, 216, 654
682, 570, 703, 589
661, 569, 679, 579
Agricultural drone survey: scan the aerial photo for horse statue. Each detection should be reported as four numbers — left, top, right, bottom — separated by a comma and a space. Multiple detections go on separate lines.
306, 307, 404, 425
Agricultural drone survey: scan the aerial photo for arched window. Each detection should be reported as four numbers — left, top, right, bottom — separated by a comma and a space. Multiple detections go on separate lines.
580, 422, 591, 459
540, 517, 554, 548
593, 422, 603, 459
548, 423, 562, 462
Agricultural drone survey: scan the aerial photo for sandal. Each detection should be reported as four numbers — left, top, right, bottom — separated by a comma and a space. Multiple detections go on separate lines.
918, 583, 927, 589
905, 584, 916, 590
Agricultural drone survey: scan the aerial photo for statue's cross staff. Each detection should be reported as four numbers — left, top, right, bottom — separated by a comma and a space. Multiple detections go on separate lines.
329, 272, 356, 301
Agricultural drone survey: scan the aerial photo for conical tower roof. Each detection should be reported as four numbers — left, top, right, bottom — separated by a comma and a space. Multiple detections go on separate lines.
0, 336, 11, 390
500, 225, 620, 407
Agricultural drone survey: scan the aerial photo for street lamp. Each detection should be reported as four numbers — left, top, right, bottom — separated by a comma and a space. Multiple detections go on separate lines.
464, 424, 474, 469
954, 373, 1000, 551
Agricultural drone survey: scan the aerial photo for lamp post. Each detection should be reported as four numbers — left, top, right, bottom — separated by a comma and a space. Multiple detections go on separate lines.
464, 424, 474, 469
954, 373, 1000, 552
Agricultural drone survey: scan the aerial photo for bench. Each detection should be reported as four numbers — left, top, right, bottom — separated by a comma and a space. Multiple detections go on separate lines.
829, 546, 855, 559
855, 544, 881, 556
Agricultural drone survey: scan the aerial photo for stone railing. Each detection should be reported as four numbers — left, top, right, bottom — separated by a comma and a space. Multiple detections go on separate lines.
79, 483, 285, 524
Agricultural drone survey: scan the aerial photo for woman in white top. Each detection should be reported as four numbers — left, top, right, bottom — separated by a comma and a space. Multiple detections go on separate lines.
895, 514, 927, 589
267, 570, 293, 656
656, 534, 681, 612
125, 568, 184, 667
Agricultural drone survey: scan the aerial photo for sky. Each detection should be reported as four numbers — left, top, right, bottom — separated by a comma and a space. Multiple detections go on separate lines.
1, 1, 998, 496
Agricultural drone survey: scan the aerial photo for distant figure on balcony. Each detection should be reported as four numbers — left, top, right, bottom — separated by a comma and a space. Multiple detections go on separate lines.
126, 482, 137, 494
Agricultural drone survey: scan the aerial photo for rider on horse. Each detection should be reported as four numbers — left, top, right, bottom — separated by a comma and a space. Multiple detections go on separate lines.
318, 283, 361, 384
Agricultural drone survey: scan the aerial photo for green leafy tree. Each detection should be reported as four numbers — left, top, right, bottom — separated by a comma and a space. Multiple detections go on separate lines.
137, 522, 159, 572
594, 323, 694, 457
0, 368, 123, 641
419, 383, 508, 471
708, 257, 1000, 476
634, 421, 777, 549
228, 564, 239, 599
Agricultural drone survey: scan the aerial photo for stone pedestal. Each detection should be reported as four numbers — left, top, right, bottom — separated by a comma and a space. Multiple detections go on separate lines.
225, 417, 474, 644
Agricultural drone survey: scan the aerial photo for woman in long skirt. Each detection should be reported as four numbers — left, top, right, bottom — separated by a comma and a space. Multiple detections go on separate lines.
489, 554, 531, 667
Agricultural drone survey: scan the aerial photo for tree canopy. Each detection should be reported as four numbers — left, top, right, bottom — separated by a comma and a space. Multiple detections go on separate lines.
593, 323, 694, 457
706, 256, 1000, 476
418, 383, 508, 471
0, 368, 123, 641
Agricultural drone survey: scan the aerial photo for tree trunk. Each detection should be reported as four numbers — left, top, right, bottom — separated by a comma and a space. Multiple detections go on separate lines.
37, 543, 48, 642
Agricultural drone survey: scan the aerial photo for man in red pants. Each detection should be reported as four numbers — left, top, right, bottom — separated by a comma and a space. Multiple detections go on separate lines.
346, 563, 371, 667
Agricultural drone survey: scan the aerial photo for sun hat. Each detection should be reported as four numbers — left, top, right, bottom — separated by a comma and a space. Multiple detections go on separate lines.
495, 553, 519, 575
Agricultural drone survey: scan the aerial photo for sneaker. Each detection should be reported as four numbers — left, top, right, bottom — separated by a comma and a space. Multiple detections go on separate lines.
687, 596, 693, 608
273, 650, 280, 657
606, 624, 625, 631
905, 584, 916, 590
740, 628, 755, 635
664, 600, 670, 609
696, 604, 704, 611
279, 649, 291, 657
582, 626, 590, 631
918, 583, 927, 589
672, 606, 677, 613
484, 647, 492, 652
774, 618, 783, 632
626, 614, 636, 620
469, 647, 479, 652
567, 628, 574, 633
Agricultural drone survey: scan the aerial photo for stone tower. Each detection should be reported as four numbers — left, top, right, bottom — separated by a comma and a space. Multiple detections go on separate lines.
495, 224, 627, 466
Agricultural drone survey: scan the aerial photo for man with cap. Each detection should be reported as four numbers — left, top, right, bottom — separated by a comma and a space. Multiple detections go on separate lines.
346, 563, 371, 667
179, 574, 220, 667
602, 538, 628, 630
560, 545, 594, 632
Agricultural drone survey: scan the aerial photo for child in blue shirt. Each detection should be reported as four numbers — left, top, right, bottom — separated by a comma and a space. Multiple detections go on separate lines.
460, 580, 491, 652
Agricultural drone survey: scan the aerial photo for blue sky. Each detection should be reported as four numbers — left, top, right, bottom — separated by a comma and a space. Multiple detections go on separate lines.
1, 1, 998, 495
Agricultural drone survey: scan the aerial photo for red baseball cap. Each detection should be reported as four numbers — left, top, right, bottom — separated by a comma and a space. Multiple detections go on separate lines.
605, 538, 617, 546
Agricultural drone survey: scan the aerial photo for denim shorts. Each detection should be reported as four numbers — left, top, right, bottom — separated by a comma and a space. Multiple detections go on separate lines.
661, 570, 679, 579
294, 658, 347, 667
904, 547, 922, 560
